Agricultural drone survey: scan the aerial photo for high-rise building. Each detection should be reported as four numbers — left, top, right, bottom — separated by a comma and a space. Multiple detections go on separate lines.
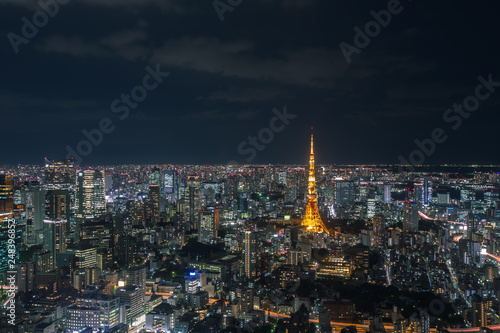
128, 266, 147, 304
75, 169, 106, 241
20, 181, 45, 245
437, 192, 450, 205
0, 174, 14, 222
243, 230, 259, 279
186, 175, 201, 226
471, 295, 487, 328
66, 244, 98, 269
18, 261, 36, 293
372, 215, 385, 247
198, 209, 217, 244
44, 157, 75, 190
163, 169, 176, 200
403, 201, 419, 233
44, 190, 70, 268
149, 167, 161, 187
423, 177, 432, 204
335, 179, 355, 207
115, 285, 144, 325
301, 133, 329, 234
0, 174, 20, 272
318, 306, 332, 333
394, 319, 407, 333
65, 294, 121, 332
146, 184, 160, 223
383, 185, 392, 204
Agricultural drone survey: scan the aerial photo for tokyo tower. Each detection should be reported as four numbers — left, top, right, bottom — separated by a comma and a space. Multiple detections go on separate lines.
301, 131, 329, 234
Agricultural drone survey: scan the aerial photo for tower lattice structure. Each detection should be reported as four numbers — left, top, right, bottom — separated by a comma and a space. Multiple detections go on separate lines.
301, 133, 329, 234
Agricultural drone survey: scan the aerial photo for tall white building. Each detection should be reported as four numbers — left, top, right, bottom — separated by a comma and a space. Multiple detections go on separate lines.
65, 294, 120, 332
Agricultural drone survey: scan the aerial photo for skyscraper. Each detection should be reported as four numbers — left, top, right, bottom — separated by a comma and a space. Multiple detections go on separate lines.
0, 174, 14, 222
75, 169, 106, 241
335, 179, 355, 207
471, 295, 487, 328
423, 177, 432, 204
186, 175, 201, 226
198, 209, 217, 244
0, 174, 21, 273
44, 158, 76, 237
383, 185, 392, 204
243, 230, 259, 279
44, 190, 70, 267
20, 181, 45, 245
301, 132, 329, 234
44, 157, 76, 190
403, 201, 419, 233
17, 261, 36, 293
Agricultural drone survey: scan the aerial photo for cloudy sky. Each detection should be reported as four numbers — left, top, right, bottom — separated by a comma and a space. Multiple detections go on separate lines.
1, 0, 499, 165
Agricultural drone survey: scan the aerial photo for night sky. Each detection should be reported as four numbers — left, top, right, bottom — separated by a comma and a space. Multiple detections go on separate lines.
1, 0, 500, 166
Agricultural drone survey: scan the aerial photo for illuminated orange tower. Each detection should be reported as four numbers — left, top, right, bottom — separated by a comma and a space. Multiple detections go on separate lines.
301, 131, 329, 234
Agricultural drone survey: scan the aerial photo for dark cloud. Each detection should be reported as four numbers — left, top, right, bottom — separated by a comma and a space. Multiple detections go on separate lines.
1, 0, 500, 165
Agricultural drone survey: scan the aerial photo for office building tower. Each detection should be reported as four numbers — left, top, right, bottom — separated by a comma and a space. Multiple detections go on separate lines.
318, 306, 332, 333
75, 169, 106, 241
403, 201, 419, 233
198, 209, 217, 244
335, 179, 355, 207
0, 174, 14, 222
186, 175, 201, 226
65, 294, 121, 332
44, 157, 75, 190
33, 251, 54, 273
146, 184, 160, 223
149, 167, 161, 187
467, 213, 479, 240
44, 190, 70, 268
128, 266, 147, 304
372, 215, 385, 247
420, 310, 430, 333
0, 174, 20, 272
285, 226, 299, 249
163, 169, 176, 199
367, 199, 376, 219
116, 285, 144, 325
471, 295, 487, 328
383, 185, 391, 204
20, 182, 45, 245
437, 192, 450, 205
66, 244, 98, 269
18, 261, 36, 293
423, 177, 432, 204
243, 230, 259, 279
394, 319, 407, 333
185, 271, 203, 294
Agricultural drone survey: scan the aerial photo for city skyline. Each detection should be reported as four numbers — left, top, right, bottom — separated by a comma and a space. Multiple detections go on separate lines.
2, 1, 500, 332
